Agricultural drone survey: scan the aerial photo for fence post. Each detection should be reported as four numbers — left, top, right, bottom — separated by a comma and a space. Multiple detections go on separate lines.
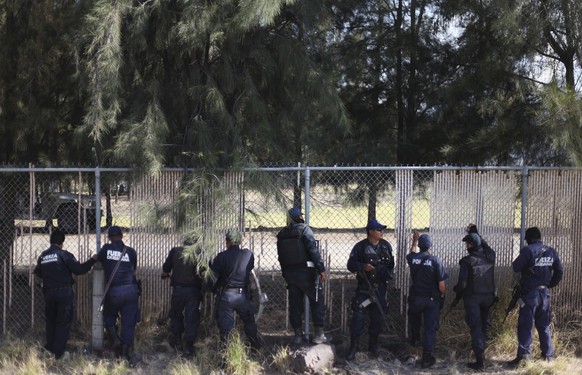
304, 166, 311, 338
520, 166, 529, 248
92, 166, 104, 351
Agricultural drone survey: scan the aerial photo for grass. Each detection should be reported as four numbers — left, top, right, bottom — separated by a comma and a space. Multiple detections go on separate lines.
2, 304, 581, 375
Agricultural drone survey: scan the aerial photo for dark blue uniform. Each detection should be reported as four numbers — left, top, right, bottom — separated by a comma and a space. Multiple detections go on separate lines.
454, 243, 496, 362
347, 238, 394, 336
512, 240, 563, 360
210, 245, 258, 344
406, 251, 447, 354
162, 246, 203, 349
278, 222, 326, 332
34, 245, 96, 358
97, 240, 140, 347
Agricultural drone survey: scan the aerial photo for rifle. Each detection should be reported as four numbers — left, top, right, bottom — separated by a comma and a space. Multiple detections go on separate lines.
359, 271, 392, 330
503, 282, 522, 323
442, 292, 463, 319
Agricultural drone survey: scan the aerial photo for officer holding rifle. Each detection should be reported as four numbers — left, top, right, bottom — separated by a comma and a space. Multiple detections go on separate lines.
345, 219, 394, 360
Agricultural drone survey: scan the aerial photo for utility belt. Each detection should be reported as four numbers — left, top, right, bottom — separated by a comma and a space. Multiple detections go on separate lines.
287, 261, 315, 268
523, 284, 548, 293
223, 287, 245, 294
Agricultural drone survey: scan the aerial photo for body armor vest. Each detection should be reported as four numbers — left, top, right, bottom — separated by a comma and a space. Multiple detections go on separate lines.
277, 223, 308, 268
171, 248, 200, 286
465, 254, 495, 294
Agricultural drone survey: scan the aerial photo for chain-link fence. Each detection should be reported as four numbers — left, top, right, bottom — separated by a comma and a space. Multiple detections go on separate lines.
0, 166, 580, 343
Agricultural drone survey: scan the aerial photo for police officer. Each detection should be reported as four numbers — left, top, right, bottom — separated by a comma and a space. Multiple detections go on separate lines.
406, 232, 447, 368
507, 227, 563, 368
345, 219, 395, 360
97, 226, 140, 361
161, 239, 204, 357
453, 226, 496, 371
210, 229, 260, 348
276, 207, 327, 345
34, 230, 97, 359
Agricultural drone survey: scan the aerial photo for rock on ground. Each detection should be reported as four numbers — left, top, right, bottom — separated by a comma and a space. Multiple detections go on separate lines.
290, 344, 335, 374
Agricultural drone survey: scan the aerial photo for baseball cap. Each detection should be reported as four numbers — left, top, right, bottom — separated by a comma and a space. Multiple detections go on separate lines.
418, 234, 432, 249
108, 226, 123, 237
288, 207, 303, 219
462, 233, 481, 246
366, 219, 387, 231
50, 230, 65, 245
525, 227, 542, 241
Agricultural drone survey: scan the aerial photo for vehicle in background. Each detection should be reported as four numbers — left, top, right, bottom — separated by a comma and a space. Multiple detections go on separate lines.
15, 191, 101, 233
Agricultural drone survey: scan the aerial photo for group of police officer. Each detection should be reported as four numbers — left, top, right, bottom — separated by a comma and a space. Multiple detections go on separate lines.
343, 220, 563, 371
35, 226, 140, 361
35, 210, 564, 371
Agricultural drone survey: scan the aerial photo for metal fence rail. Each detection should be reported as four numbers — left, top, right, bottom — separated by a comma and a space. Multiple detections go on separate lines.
0, 166, 580, 342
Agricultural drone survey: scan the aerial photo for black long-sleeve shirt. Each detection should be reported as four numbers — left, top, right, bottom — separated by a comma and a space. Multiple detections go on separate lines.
34, 244, 96, 289
210, 245, 254, 289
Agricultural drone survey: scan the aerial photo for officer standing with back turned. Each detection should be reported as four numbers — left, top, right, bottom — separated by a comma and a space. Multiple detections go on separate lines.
345, 219, 395, 360
507, 227, 563, 368
34, 230, 97, 359
406, 231, 447, 368
161, 238, 204, 357
453, 225, 496, 371
97, 226, 140, 362
210, 229, 260, 349
277, 207, 328, 345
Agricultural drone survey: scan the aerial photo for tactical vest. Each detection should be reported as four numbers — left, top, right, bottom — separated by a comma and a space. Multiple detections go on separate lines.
465, 253, 495, 294
276, 223, 308, 268
171, 247, 201, 286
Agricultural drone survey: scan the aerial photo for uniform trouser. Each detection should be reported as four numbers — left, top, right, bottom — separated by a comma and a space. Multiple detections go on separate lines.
287, 281, 326, 329
216, 290, 257, 341
407, 296, 440, 353
517, 288, 553, 359
350, 285, 388, 336
170, 286, 202, 342
463, 293, 495, 358
43, 287, 74, 358
104, 284, 140, 346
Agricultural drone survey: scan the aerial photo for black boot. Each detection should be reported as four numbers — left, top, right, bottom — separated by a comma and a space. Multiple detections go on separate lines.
121, 344, 131, 361
170, 332, 182, 351
183, 340, 195, 358
345, 335, 360, 361
467, 356, 484, 371
421, 351, 436, 368
248, 334, 261, 350
292, 328, 305, 345
106, 326, 121, 354
368, 334, 379, 358
312, 327, 328, 344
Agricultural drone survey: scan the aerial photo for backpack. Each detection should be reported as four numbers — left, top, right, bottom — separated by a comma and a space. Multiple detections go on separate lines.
276, 223, 308, 268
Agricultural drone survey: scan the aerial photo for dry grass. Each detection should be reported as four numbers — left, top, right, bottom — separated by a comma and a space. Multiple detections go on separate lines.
270, 345, 293, 374
1, 307, 581, 375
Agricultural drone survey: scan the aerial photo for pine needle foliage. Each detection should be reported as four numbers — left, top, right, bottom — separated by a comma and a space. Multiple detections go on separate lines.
80, 0, 349, 170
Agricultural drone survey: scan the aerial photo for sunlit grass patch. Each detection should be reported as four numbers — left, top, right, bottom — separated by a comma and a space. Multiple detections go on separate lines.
0, 344, 47, 375
222, 332, 262, 375
270, 345, 292, 374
